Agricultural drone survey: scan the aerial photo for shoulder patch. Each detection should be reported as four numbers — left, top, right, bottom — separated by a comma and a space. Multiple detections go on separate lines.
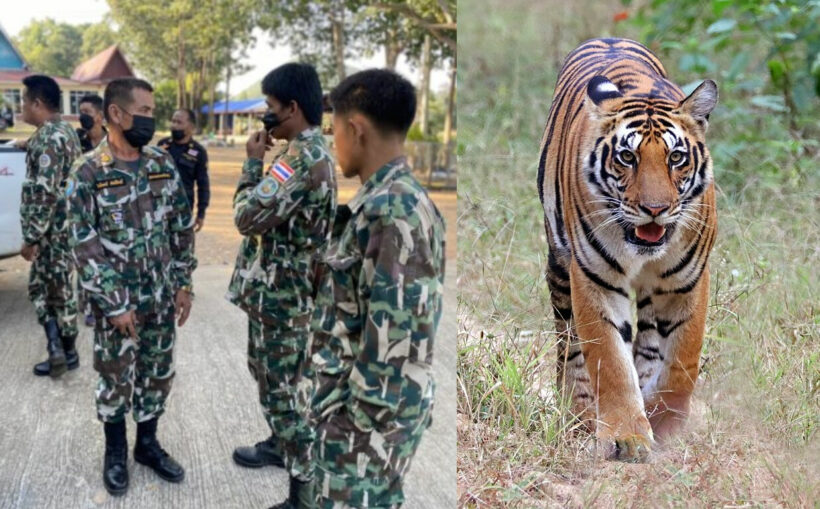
39, 154, 51, 168
255, 176, 280, 201
269, 160, 295, 184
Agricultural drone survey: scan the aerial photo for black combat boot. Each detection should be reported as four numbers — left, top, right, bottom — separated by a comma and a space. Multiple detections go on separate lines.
103, 420, 129, 496
268, 476, 315, 509
232, 435, 285, 468
133, 417, 185, 482
40, 319, 66, 378
33, 333, 79, 376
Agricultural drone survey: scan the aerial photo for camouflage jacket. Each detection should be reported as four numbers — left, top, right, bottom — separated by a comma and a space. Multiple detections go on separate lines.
20, 118, 82, 246
226, 127, 337, 326
66, 137, 197, 317
310, 157, 446, 432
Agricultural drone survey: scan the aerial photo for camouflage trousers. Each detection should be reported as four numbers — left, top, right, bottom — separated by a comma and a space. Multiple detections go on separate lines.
93, 305, 176, 423
28, 244, 77, 337
313, 404, 432, 509
247, 317, 315, 481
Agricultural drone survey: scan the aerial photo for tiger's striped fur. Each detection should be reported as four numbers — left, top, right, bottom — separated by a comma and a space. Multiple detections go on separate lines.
537, 38, 718, 462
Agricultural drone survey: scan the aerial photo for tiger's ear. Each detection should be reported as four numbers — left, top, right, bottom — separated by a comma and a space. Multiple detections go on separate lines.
586, 76, 623, 117
679, 79, 718, 124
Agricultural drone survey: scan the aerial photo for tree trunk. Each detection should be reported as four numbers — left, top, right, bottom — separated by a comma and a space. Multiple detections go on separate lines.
385, 28, 400, 69
177, 29, 186, 108
223, 54, 231, 138
443, 59, 456, 171
331, 5, 346, 83
417, 34, 432, 136
207, 51, 216, 132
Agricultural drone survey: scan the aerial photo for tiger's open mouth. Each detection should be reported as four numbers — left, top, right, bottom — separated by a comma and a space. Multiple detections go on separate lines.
626, 222, 670, 247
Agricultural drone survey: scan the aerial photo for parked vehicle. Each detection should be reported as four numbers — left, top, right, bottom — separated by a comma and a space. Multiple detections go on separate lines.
0, 140, 25, 258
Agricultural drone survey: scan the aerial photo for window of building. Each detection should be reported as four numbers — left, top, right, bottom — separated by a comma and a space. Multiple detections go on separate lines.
69, 90, 98, 115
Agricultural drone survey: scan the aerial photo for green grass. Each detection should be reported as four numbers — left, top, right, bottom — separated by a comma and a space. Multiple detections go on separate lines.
457, 0, 819, 506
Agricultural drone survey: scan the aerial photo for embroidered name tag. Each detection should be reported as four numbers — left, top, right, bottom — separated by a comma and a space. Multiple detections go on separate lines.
148, 172, 173, 181
95, 178, 125, 190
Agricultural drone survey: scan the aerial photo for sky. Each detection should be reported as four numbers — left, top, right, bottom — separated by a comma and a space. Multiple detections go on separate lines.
2, 0, 450, 97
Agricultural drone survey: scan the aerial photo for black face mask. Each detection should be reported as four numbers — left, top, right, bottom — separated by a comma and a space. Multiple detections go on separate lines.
123, 114, 155, 148
261, 110, 291, 132
171, 129, 186, 141
79, 113, 95, 130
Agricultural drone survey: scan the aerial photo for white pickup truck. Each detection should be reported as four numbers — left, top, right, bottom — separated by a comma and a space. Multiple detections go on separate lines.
0, 140, 25, 259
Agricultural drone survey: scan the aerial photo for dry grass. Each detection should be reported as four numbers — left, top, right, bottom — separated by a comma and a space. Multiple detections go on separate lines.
456, 0, 819, 506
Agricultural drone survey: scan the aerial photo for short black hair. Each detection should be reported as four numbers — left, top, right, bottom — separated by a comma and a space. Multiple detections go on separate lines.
175, 107, 196, 125
104, 78, 154, 121
79, 94, 103, 112
261, 63, 323, 125
22, 74, 61, 112
330, 69, 416, 135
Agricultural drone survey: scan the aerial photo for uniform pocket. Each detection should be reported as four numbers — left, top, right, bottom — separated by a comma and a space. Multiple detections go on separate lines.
95, 187, 131, 240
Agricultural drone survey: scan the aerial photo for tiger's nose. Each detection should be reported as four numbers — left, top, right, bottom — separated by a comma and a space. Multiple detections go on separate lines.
639, 203, 670, 217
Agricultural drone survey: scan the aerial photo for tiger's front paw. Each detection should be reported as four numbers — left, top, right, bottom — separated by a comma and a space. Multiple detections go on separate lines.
609, 434, 652, 462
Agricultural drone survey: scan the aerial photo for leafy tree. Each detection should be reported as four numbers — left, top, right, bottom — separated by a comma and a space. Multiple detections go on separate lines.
80, 20, 119, 60
107, 0, 256, 128
258, 0, 368, 87
14, 19, 84, 76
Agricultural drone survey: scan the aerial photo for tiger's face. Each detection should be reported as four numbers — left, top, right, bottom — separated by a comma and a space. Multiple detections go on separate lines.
583, 77, 718, 252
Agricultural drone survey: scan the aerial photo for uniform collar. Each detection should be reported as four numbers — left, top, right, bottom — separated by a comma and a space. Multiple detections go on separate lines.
347, 156, 409, 213
295, 126, 321, 141
94, 136, 153, 167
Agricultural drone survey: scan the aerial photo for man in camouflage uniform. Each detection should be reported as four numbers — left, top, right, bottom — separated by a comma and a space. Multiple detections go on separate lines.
226, 63, 336, 509
310, 70, 446, 508
67, 78, 196, 496
18, 75, 82, 378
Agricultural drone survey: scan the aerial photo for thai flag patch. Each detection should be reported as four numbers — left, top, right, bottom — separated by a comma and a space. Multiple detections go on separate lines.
269, 160, 295, 184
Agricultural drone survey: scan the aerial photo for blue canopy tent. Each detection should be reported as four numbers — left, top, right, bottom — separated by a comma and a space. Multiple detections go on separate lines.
201, 98, 267, 135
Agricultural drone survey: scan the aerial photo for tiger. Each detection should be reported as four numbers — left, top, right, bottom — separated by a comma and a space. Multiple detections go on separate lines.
536, 38, 718, 462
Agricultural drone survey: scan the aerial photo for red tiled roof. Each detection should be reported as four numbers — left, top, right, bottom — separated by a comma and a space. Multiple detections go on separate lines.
0, 69, 88, 86
71, 44, 135, 83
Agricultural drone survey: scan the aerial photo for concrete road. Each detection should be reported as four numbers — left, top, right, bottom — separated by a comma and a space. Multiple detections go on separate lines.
0, 144, 456, 509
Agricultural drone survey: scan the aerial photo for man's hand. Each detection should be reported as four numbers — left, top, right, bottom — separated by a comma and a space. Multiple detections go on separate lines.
194, 217, 204, 232
20, 242, 39, 261
14, 139, 28, 150
175, 289, 192, 327
109, 310, 137, 338
245, 129, 271, 160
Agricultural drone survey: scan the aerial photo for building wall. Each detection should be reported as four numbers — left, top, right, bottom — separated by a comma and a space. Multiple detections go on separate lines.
0, 83, 104, 118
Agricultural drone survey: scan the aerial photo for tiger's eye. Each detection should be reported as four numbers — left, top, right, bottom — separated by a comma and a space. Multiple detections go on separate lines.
619, 150, 635, 164
669, 151, 684, 164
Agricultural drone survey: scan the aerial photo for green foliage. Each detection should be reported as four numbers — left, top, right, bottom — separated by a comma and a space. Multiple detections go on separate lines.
14, 19, 84, 77
80, 21, 118, 60
152, 79, 178, 130
14, 19, 123, 78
